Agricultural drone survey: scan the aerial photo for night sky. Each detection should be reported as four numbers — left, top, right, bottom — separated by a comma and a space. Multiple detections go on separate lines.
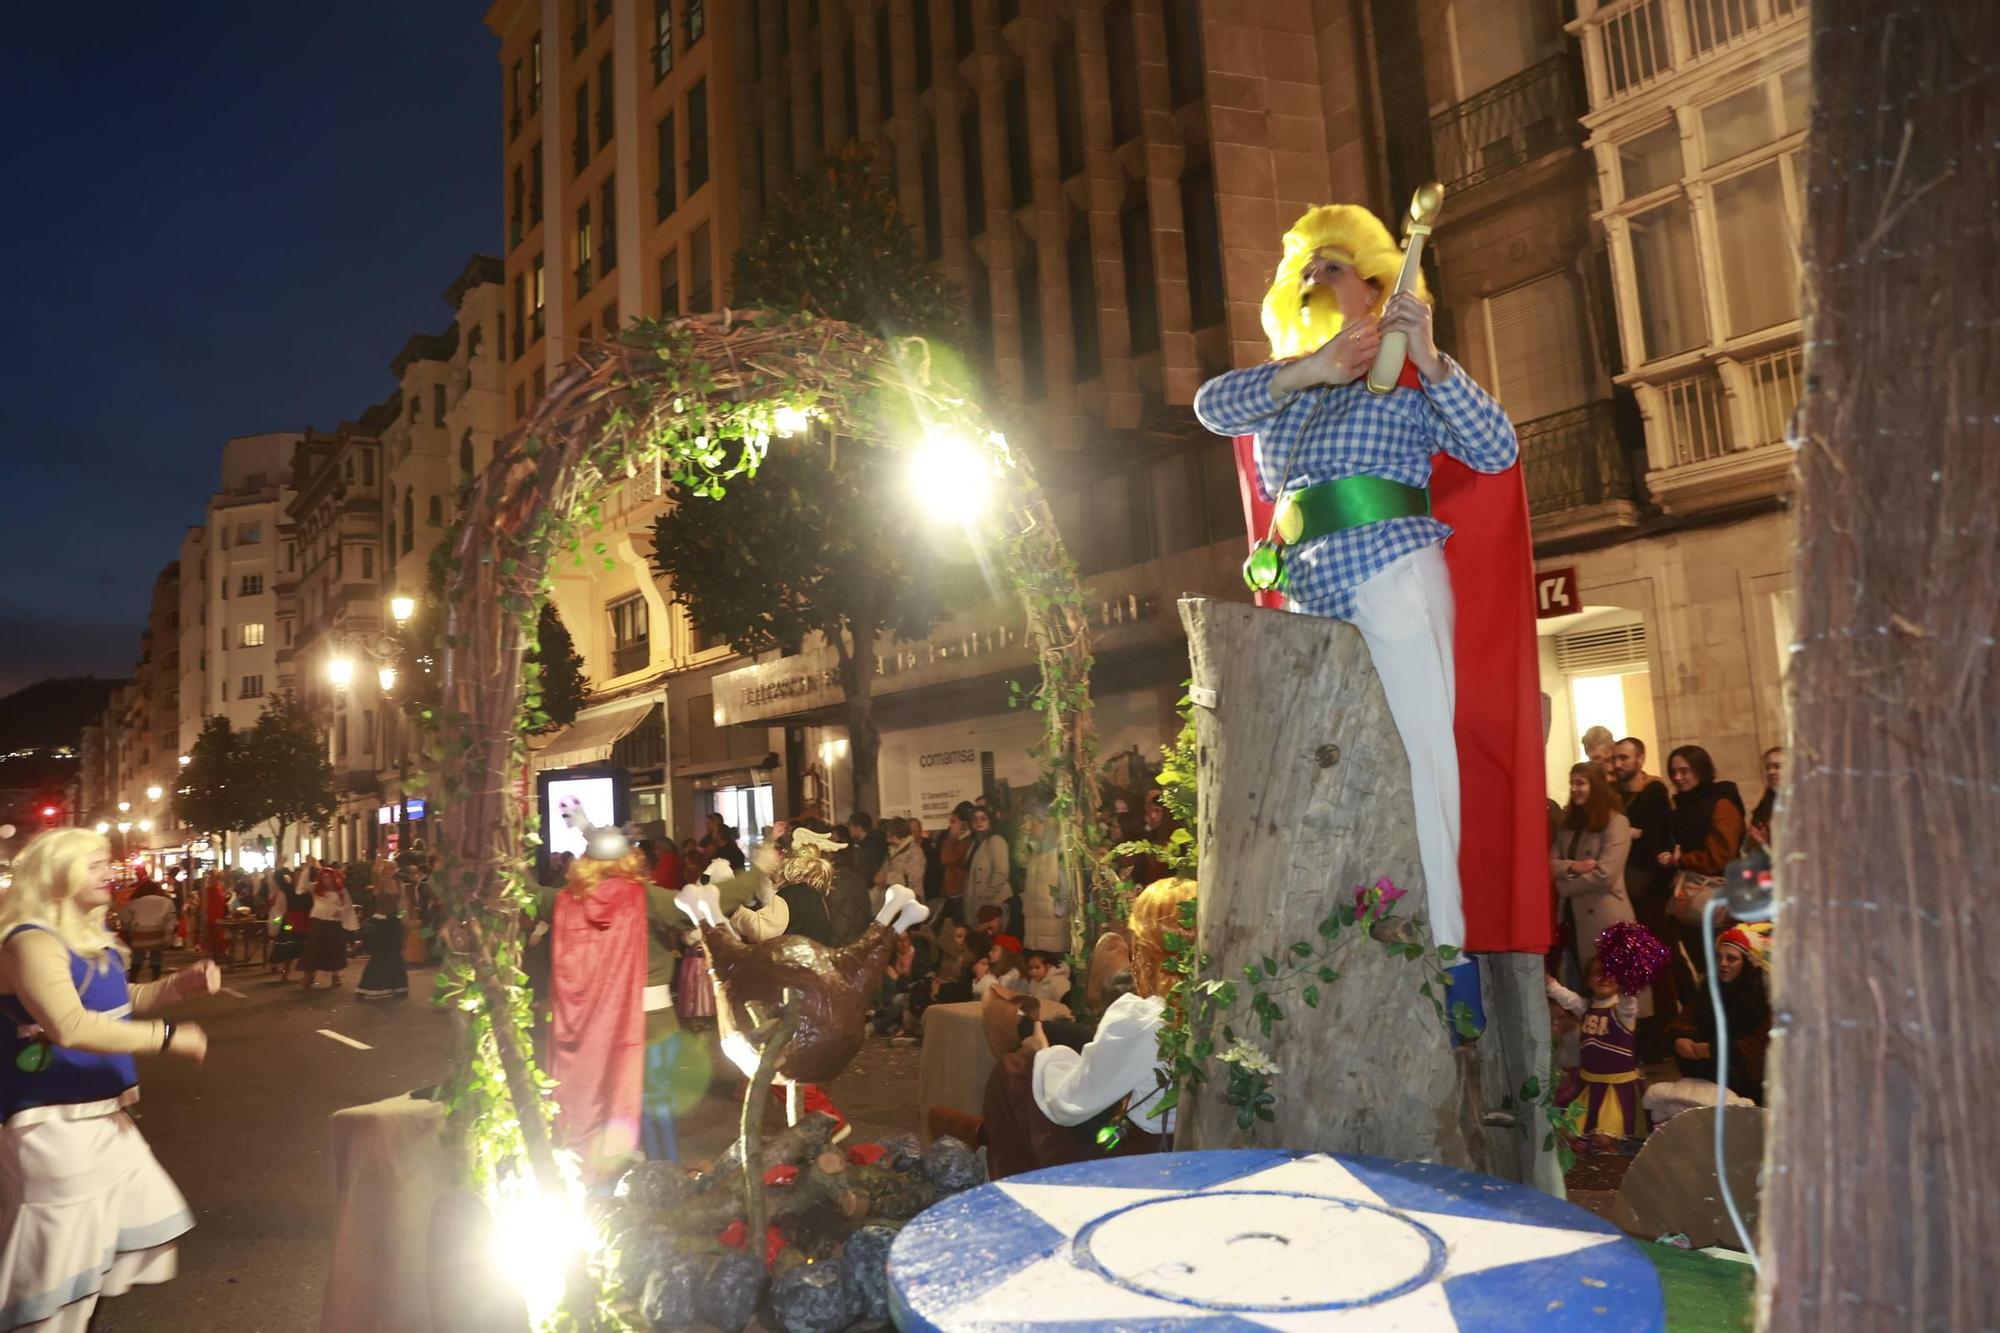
0, 4, 496, 698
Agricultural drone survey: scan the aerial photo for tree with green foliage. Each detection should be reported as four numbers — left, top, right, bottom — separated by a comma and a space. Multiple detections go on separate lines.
729, 143, 966, 348
240, 694, 336, 859
651, 145, 971, 812
172, 714, 251, 846
529, 602, 587, 731
396, 557, 587, 733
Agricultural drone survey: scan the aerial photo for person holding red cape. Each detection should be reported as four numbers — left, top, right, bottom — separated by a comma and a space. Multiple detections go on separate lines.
1194, 202, 1548, 958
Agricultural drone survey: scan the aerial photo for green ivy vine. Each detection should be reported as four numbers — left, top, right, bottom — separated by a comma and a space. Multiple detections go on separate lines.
1153, 880, 1479, 1137
410, 310, 1110, 1325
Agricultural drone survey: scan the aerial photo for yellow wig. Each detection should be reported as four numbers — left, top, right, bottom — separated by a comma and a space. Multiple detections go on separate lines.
1127, 876, 1198, 1001
1259, 204, 1429, 361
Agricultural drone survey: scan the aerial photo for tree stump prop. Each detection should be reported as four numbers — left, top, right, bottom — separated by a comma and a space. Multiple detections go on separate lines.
1178, 597, 1557, 1189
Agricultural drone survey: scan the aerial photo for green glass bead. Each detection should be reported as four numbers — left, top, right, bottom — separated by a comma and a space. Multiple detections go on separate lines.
15, 1041, 50, 1074
1242, 542, 1286, 593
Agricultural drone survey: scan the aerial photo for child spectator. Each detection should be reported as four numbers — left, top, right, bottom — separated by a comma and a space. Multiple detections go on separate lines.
1022, 951, 1072, 1005
1547, 921, 1668, 1150
975, 943, 1024, 998
935, 929, 991, 1003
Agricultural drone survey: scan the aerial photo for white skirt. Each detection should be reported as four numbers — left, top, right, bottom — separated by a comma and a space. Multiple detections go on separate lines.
0, 1108, 193, 1330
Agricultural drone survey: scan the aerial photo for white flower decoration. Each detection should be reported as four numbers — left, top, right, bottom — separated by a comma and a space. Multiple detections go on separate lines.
1217, 1039, 1280, 1078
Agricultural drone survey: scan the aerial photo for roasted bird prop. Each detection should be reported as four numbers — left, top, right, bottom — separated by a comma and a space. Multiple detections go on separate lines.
675, 878, 931, 1085
675, 854, 929, 1272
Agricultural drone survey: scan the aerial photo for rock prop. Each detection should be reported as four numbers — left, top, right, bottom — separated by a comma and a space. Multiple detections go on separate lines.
639, 1252, 706, 1330
769, 1262, 863, 1333
874, 1130, 922, 1171
694, 1251, 767, 1332
921, 1135, 984, 1195
609, 1131, 968, 1331
613, 1224, 679, 1295
617, 1158, 696, 1212
842, 1224, 899, 1322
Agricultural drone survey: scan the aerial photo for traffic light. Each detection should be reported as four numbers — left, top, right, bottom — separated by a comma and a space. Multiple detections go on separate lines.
38, 803, 61, 828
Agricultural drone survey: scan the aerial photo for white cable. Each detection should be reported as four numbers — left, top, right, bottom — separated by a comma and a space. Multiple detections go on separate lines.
1703, 896, 1760, 1270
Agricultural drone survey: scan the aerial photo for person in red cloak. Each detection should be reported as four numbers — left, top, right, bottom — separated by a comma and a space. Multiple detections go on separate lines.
1194, 202, 1549, 958
549, 802, 651, 1178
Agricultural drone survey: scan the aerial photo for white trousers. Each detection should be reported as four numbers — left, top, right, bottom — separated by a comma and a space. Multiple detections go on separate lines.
1347, 546, 1464, 949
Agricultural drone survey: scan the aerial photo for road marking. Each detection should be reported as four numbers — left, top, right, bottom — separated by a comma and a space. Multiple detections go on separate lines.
221, 987, 249, 999
317, 1029, 373, 1051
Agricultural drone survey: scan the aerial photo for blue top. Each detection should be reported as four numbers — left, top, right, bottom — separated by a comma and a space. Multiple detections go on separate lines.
0, 924, 139, 1124
1194, 358, 1518, 620
888, 1149, 1663, 1331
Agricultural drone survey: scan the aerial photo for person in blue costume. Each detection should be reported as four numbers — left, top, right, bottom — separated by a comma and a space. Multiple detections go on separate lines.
0, 828, 218, 1331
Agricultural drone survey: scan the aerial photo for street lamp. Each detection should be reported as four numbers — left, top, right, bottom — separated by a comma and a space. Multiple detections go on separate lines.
390, 594, 416, 624
138, 819, 153, 833
772, 404, 810, 438
117, 801, 130, 814
116, 822, 131, 834
378, 665, 398, 693
908, 425, 998, 522
145, 785, 163, 801
94, 821, 110, 834
326, 655, 356, 689
177, 754, 190, 768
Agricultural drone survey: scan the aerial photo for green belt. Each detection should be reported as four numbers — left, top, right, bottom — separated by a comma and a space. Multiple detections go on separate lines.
1273, 476, 1432, 545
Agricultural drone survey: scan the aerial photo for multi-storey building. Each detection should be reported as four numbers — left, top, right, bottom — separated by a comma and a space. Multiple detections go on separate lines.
134, 562, 184, 856
279, 411, 394, 862
484, 0, 1802, 834
200, 435, 299, 734
485, 0, 750, 838
376, 255, 509, 853
1524, 0, 1804, 782
177, 525, 208, 767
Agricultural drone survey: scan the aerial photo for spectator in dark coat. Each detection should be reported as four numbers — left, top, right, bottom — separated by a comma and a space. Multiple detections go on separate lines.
773, 820, 846, 946
826, 830, 874, 945
848, 811, 889, 887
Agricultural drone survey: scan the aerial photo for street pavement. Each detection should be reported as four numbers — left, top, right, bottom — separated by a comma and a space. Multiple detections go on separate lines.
84, 950, 927, 1332
91, 954, 453, 1333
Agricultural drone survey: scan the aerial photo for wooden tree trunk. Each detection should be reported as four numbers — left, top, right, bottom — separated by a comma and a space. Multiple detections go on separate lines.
1764, 7, 2000, 1330
1179, 598, 1556, 1187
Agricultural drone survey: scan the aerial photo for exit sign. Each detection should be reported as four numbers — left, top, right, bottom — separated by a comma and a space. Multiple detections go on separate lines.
1536, 567, 1581, 618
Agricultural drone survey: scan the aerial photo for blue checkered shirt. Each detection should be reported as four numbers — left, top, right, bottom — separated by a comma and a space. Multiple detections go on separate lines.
1194, 356, 1518, 619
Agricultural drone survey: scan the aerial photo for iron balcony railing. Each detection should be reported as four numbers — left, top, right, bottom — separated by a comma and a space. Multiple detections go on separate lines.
1519, 401, 1638, 515
1429, 55, 1585, 195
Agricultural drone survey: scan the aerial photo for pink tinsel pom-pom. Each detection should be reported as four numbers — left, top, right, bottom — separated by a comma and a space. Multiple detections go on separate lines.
1595, 920, 1670, 995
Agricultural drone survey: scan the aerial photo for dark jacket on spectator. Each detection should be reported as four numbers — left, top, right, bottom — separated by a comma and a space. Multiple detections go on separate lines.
1672, 781, 1746, 876
780, 883, 837, 947
826, 854, 873, 945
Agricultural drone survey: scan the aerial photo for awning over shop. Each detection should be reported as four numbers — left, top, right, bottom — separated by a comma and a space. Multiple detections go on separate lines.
532, 700, 658, 773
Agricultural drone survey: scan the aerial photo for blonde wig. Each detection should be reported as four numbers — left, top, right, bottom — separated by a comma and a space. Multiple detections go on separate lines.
0, 828, 121, 965
1259, 204, 1429, 360
1127, 876, 1198, 1000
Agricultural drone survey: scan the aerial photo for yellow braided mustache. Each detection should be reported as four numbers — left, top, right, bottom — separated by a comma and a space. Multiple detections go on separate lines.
1259, 204, 1428, 361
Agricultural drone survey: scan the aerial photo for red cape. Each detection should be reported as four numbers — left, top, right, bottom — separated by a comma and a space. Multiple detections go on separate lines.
1231, 379, 1550, 954
551, 875, 650, 1166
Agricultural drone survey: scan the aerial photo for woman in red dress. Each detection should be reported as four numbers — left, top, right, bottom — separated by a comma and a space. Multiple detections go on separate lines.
549, 814, 650, 1181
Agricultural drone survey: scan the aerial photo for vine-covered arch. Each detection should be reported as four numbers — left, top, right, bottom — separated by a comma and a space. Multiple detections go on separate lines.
425, 310, 1114, 1199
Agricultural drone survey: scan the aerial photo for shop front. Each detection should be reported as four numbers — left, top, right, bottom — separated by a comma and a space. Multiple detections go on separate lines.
710, 558, 1220, 825
530, 692, 666, 877
1533, 509, 1793, 796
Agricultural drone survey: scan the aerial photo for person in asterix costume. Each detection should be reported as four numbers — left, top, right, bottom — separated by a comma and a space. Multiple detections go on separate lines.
1194, 203, 1549, 955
